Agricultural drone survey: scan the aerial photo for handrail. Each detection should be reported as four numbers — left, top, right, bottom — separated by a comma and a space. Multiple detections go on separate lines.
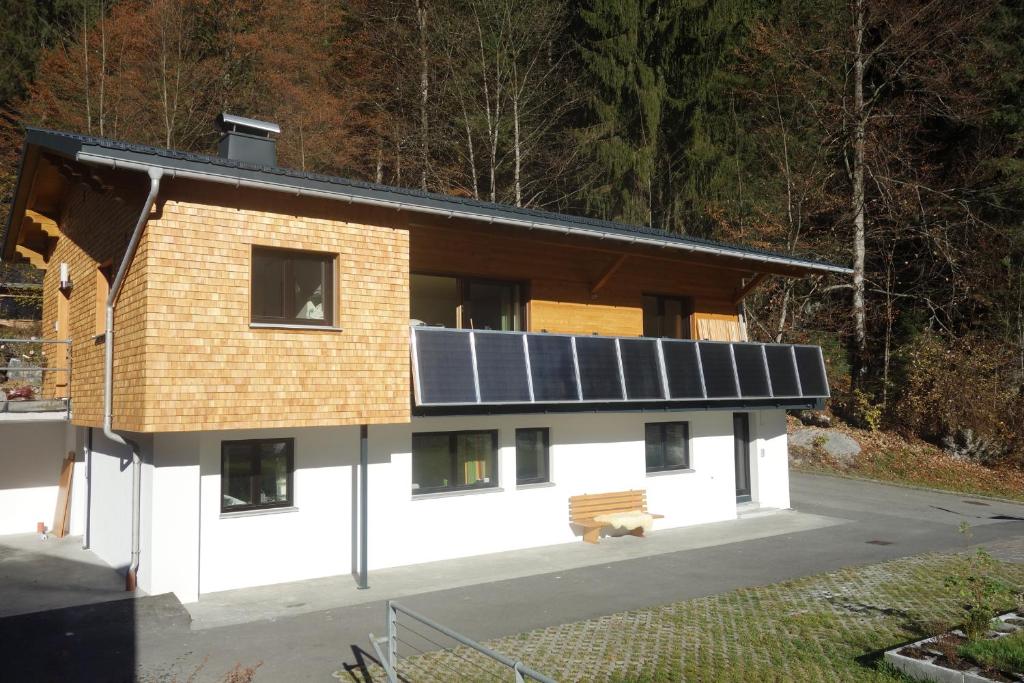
370, 600, 557, 683
1, 337, 72, 419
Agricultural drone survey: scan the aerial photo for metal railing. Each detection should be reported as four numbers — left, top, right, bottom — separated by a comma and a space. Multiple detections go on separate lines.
0, 338, 72, 419
369, 601, 556, 683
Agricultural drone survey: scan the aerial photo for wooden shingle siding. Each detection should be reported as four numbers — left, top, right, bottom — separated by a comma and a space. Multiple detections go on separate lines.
41, 182, 151, 429
138, 181, 410, 431
41, 179, 410, 432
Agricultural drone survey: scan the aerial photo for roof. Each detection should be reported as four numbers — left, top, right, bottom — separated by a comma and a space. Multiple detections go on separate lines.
3, 127, 852, 275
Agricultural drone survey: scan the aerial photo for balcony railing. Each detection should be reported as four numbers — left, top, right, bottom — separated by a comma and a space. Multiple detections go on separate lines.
0, 338, 72, 419
410, 326, 829, 411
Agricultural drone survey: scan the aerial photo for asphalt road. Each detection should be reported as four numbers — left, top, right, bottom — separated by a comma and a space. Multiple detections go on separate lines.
3, 472, 1023, 682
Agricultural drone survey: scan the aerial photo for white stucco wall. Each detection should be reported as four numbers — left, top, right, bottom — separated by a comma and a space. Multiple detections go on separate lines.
135, 408, 791, 601
366, 410, 743, 570
86, 429, 142, 571
0, 420, 84, 536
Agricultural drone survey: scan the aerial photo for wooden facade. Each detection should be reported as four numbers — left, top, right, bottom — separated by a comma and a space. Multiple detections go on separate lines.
28, 164, 757, 433
409, 220, 745, 339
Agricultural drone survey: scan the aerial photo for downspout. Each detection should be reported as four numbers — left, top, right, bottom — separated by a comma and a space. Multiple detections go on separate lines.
104, 168, 162, 591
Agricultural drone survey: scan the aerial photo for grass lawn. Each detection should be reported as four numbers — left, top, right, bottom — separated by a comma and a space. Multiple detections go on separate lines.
353, 552, 1024, 682
788, 419, 1024, 504
960, 628, 1024, 674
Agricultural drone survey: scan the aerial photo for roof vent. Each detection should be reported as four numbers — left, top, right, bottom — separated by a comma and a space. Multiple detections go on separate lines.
215, 113, 280, 166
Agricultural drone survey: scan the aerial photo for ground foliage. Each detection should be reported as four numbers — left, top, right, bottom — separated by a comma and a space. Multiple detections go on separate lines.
350, 551, 1024, 682
789, 416, 1024, 503
1, 1, 1023, 462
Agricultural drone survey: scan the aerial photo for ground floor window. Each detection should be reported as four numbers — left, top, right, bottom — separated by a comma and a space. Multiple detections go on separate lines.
645, 422, 690, 472
221, 438, 294, 512
412, 430, 498, 494
516, 428, 550, 485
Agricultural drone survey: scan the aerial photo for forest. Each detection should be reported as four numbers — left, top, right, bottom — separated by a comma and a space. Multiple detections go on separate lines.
1, 0, 1022, 466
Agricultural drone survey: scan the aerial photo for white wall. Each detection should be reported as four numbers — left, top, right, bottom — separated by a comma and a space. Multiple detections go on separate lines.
0, 420, 83, 536
195, 427, 356, 595
366, 410, 742, 570
86, 429, 141, 571
750, 409, 791, 509
144, 408, 791, 600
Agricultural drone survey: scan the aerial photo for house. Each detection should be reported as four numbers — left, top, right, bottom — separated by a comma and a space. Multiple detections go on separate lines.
0, 116, 850, 603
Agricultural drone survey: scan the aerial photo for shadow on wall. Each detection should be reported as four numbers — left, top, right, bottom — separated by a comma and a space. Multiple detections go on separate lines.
0, 421, 72, 490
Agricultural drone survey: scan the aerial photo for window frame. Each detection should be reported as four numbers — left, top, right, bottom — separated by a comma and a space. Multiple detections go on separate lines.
411, 429, 499, 495
644, 421, 691, 473
250, 245, 336, 328
642, 293, 694, 340
515, 427, 550, 485
220, 438, 295, 513
410, 272, 527, 331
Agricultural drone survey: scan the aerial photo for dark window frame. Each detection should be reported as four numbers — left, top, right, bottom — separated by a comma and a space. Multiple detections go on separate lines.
642, 293, 694, 340
515, 427, 550, 485
644, 421, 691, 473
220, 438, 295, 512
410, 272, 527, 331
251, 245, 336, 327
411, 429, 499, 495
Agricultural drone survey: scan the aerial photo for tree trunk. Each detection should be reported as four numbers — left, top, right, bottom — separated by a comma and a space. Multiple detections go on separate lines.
512, 62, 522, 207
416, 0, 429, 191
851, 0, 868, 389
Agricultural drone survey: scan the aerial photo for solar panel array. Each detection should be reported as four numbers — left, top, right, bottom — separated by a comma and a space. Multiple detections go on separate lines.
411, 327, 830, 407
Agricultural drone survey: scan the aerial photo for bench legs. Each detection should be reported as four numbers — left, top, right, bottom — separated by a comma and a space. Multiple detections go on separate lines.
582, 525, 645, 543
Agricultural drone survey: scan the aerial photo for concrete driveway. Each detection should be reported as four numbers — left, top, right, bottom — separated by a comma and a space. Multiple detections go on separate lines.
2, 472, 1023, 682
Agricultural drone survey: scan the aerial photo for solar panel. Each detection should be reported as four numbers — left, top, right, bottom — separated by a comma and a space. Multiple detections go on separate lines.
574, 336, 624, 400
733, 344, 771, 398
794, 346, 829, 397
474, 332, 531, 402
413, 328, 477, 404
619, 338, 665, 399
527, 335, 579, 401
765, 345, 800, 397
698, 342, 739, 398
661, 340, 705, 399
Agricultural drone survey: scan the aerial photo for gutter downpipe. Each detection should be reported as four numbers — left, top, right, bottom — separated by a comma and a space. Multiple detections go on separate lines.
105, 168, 162, 592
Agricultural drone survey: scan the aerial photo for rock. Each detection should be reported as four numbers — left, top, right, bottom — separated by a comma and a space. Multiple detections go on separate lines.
789, 427, 862, 465
795, 409, 832, 428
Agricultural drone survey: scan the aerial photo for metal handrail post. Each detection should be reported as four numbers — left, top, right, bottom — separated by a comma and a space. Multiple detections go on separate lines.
386, 600, 398, 682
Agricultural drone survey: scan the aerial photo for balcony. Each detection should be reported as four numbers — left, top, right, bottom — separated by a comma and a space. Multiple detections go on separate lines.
410, 326, 829, 414
1, 338, 71, 421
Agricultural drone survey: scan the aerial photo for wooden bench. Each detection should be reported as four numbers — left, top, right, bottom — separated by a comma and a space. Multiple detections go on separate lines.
568, 490, 664, 544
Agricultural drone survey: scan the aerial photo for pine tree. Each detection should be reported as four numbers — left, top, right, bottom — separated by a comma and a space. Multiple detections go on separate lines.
575, 0, 749, 234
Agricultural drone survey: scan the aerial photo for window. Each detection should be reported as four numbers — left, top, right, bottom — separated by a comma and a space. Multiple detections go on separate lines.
95, 261, 113, 336
516, 428, 550, 485
645, 422, 690, 472
221, 438, 294, 512
642, 294, 693, 339
410, 274, 522, 331
251, 246, 334, 326
412, 430, 498, 494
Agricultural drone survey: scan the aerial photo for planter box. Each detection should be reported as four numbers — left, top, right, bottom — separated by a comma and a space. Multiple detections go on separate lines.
884, 612, 1024, 682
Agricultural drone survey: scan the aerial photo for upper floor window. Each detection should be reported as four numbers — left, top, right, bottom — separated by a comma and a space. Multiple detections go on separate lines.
645, 421, 690, 472
642, 294, 692, 339
221, 438, 294, 512
411, 274, 522, 331
252, 246, 334, 327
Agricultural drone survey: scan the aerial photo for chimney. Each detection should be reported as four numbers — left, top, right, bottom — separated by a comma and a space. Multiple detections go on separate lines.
215, 113, 280, 166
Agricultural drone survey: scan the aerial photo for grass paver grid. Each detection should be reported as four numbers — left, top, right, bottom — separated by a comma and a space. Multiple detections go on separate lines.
353, 549, 1024, 682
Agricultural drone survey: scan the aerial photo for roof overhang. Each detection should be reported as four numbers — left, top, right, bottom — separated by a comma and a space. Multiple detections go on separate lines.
3, 127, 853, 277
